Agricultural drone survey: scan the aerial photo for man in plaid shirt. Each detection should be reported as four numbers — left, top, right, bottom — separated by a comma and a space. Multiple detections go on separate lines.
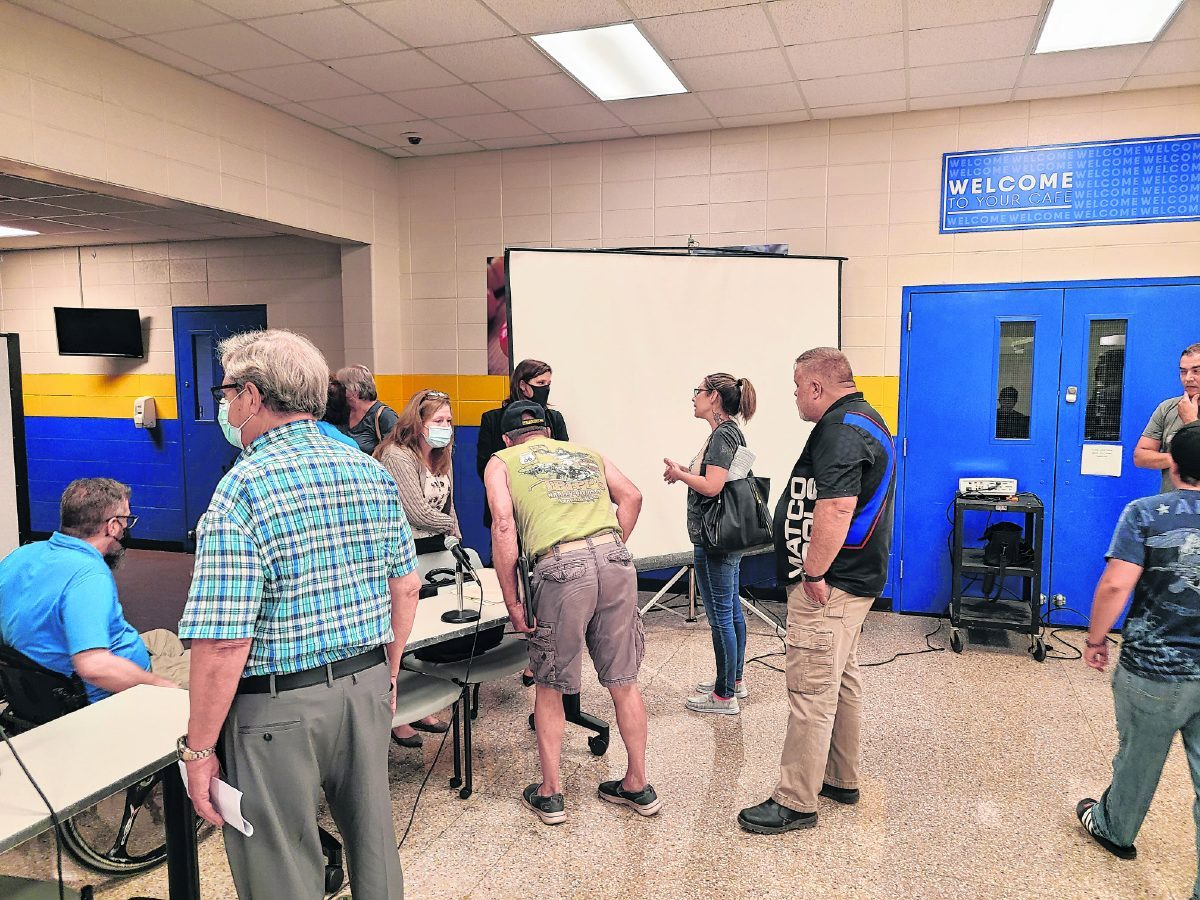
177, 330, 418, 900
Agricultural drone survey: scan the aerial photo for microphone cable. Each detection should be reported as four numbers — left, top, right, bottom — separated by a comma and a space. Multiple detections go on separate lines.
0, 721, 65, 900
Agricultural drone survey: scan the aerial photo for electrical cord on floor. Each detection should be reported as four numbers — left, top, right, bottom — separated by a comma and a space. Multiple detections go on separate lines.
0, 721, 65, 900
397, 577, 488, 850
860, 621, 945, 667
1039, 606, 1117, 661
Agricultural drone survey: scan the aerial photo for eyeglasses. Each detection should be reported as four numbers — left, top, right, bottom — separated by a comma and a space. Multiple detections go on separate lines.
692, 387, 710, 397
110, 514, 138, 530
424, 390, 450, 399
209, 383, 242, 401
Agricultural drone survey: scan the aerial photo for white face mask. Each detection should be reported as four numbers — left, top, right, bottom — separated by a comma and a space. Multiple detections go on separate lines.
426, 425, 453, 448
218, 387, 253, 449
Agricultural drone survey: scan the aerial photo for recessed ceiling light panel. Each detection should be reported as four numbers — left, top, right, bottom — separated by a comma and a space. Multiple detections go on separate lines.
0, 225, 39, 237
532, 23, 686, 102
1036, 0, 1185, 53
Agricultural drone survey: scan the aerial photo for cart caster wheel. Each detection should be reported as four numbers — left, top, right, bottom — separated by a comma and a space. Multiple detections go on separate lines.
459, 787, 473, 800
528, 713, 536, 731
588, 735, 609, 756
1032, 638, 1047, 662
325, 865, 345, 894
950, 630, 964, 654
449, 776, 462, 789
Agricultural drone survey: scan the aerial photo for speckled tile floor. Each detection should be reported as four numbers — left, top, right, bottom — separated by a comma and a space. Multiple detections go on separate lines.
2, 599, 1196, 899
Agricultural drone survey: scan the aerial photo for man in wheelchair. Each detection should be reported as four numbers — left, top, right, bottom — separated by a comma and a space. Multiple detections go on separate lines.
0, 477, 188, 702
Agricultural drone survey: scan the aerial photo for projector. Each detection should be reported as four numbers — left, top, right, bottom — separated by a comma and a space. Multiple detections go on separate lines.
958, 477, 1017, 498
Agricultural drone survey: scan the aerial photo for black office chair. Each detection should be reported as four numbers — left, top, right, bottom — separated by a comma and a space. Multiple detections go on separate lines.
0, 644, 345, 892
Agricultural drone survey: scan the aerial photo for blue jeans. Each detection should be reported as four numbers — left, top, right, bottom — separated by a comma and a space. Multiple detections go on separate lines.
693, 545, 745, 699
1092, 664, 1200, 900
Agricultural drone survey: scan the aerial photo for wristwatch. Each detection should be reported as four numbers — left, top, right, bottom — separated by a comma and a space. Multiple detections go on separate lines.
177, 735, 216, 762
801, 570, 825, 583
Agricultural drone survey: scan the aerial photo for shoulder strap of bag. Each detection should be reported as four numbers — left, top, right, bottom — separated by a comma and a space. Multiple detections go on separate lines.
373, 404, 383, 444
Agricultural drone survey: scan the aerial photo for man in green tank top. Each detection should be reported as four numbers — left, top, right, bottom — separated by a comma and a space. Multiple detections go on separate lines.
484, 401, 662, 825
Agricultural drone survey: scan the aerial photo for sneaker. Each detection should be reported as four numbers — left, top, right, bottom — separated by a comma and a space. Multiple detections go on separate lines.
685, 692, 740, 715
521, 783, 566, 826
598, 779, 663, 817
695, 679, 748, 699
1076, 798, 1136, 860
819, 783, 860, 805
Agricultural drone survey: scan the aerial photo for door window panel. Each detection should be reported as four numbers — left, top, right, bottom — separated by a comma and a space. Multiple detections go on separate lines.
996, 321, 1034, 440
192, 333, 215, 422
1083, 320, 1127, 442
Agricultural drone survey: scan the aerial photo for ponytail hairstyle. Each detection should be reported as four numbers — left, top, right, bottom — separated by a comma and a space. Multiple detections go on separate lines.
703, 372, 756, 423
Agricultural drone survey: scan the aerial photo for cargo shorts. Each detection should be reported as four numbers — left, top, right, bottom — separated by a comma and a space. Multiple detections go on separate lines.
525, 535, 646, 694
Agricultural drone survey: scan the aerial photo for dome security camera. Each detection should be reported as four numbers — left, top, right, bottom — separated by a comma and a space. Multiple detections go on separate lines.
407, 135, 422, 145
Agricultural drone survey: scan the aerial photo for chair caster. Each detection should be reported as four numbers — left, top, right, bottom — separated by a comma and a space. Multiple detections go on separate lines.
528, 713, 535, 731
1031, 637, 1047, 662
459, 787, 472, 800
449, 776, 462, 789
324, 865, 345, 894
950, 629, 964, 654
588, 735, 609, 756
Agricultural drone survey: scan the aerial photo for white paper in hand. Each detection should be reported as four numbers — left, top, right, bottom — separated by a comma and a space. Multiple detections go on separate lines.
177, 761, 255, 836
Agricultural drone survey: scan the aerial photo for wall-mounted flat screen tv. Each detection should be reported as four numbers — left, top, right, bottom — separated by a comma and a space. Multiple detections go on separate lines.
54, 307, 144, 358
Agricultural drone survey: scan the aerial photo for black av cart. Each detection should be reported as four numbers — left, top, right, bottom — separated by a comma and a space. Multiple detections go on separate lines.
949, 492, 1046, 661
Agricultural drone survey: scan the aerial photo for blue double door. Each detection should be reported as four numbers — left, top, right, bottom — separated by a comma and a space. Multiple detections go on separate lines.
897, 280, 1197, 624
172, 305, 267, 546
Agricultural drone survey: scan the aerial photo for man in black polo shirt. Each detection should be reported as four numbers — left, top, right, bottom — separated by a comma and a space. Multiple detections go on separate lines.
739, 347, 896, 834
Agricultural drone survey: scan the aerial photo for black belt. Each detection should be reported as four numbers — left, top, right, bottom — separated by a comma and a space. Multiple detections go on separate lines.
236, 647, 386, 695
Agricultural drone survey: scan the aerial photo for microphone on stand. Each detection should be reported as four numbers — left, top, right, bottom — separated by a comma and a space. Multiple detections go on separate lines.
440, 536, 481, 624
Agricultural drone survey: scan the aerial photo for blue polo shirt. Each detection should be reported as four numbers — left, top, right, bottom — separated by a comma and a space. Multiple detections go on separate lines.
0, 532, 150, 703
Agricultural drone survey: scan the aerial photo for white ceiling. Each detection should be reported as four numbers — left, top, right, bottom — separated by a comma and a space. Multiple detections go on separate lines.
12, 0, 1200, 157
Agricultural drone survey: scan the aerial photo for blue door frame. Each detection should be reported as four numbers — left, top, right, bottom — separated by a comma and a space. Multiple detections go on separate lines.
894, 276, 1200, 620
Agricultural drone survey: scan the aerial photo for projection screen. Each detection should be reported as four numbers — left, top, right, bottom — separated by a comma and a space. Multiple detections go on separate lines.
506, 248, 841, 567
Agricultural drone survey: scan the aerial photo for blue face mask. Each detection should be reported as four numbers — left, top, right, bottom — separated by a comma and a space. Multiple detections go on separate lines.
217, 387, 253, 450
426, 425, 453, 448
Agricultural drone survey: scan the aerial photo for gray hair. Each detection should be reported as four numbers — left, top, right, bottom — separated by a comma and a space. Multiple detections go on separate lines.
219, 330, 328, 417
1183, 342, 1200, 358
335, 365, 378, 402
60, 478, 130, 538
795, 347, 855, 385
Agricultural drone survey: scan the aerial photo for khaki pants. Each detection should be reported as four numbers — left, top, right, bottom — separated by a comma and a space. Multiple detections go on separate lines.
773, 585, 874, 814
140, 629, 190, 689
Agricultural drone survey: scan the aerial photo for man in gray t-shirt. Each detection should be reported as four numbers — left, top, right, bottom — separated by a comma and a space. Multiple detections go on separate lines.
1135, 343, 1200, 493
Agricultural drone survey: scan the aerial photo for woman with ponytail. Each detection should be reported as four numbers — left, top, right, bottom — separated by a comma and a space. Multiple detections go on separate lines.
663, 373, 757, 716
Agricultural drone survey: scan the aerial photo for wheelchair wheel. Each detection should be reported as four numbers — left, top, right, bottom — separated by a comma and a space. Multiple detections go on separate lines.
58, 774, 204, 875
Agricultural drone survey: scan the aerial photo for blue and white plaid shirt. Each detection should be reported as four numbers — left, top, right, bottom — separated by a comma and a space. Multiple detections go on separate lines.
179, 420, 415, 676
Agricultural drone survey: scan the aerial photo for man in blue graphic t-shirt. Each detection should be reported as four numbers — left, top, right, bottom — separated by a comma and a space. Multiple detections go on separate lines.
1076, 422, 1200, 894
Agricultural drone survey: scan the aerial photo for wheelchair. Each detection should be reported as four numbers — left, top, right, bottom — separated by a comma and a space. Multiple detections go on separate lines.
0, 644, 345, 893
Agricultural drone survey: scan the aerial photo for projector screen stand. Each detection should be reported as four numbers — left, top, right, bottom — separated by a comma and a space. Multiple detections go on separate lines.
638, 566, 698, 621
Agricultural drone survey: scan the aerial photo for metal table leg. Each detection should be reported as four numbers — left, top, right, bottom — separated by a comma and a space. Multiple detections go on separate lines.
161, 763, 200, 900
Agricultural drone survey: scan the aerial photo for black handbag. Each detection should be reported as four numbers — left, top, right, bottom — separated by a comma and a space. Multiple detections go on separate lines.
700, 474, 773, 553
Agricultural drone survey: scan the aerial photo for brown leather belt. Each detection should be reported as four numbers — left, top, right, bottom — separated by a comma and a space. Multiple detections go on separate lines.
534, 530, 619, 565
236, 647, 385, 695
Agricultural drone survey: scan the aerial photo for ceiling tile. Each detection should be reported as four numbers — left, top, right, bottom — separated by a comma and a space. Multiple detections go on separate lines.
363, 120, 468, 144
250, 8, 408, 59
332, 126, 395, 149
906, 0, 1043, 30
631, 118, 719, 135
0, 199, 76, 216
404, 140, 482, 156
1012, 79, 1128, 101
768, 0, 902, 43
274, 102, 347, 128
786, 33, 904, 79
47, 193, 154, 212
718, 110, 811, 127
151, 23, 306, 71
519, 103, 625, 132
910, 58, 1023, 97
1018, 45, 1147, 87
819, 99, 907, 118
1124, 71, 1200, 90
1136, 38, 1200, 76
480, 0, 630, 33
907, 17, 1037, 68
698, 82, 806, 117
201, 0, 338, 17
0, 176, 75, 199
240, 62, 367, 101
475, 135, 556, 149
328, 51, 460, 92
382, 147, 415, 157
623, 0, 753, 14
388, 84, 504, 117
303, 93, 418, 125
1161, 0, 1200, 40
606, 92, 714, 125
477, 73, 594, 109
12, 0, 131, 39
800, 69, 906, 107
206, 72, 290, 104
551, 126, 638, 142
116, 36, 219, 76
641, 6, 778, 58
62, 0, 226, 34
673, 48, 792, 91
424, 37, 559, 82
353, 0, 512, 47
437, 111, 542, 139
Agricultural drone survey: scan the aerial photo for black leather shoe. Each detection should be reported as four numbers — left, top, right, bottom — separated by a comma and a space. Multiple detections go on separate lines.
521, 672, 536, 687
390, 732, 422, 749
820, 783, 860, 805
410, 719, 450, 734
737, 798, 817, 834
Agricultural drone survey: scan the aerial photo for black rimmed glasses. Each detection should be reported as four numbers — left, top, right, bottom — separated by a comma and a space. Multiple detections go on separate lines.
692, 387, 710, 397
210, 383, 242, 402
110, 514, 138, 531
